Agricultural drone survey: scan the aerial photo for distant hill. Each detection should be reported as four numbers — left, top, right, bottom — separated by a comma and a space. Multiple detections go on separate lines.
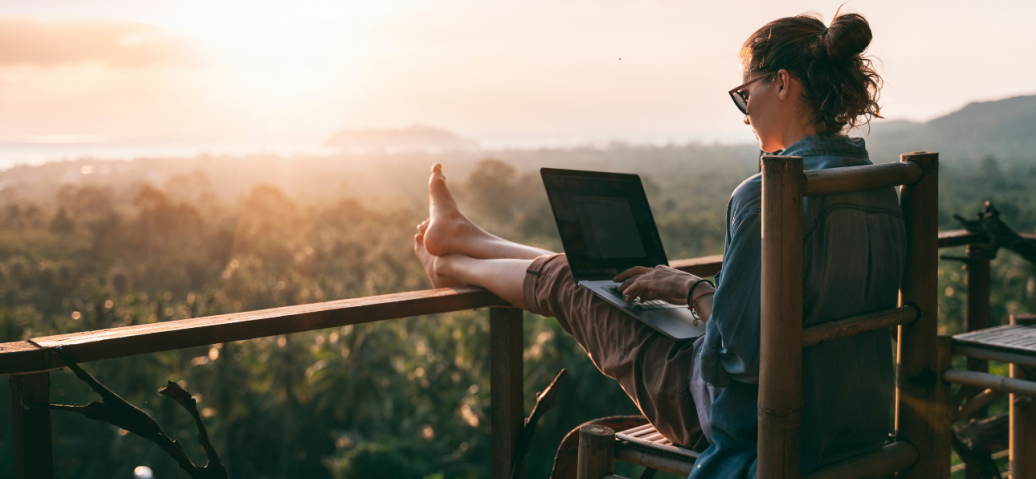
865, 94, 1036, 166
324, 124, 480, 153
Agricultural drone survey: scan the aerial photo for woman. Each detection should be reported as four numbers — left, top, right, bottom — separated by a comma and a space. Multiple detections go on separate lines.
414, 11, 904, 477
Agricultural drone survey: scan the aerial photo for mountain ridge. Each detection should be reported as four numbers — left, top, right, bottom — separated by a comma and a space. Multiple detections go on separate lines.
865, 94, 1036, 166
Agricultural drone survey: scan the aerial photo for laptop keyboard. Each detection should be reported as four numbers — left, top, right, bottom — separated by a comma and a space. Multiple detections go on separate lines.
602, 286, 681, 311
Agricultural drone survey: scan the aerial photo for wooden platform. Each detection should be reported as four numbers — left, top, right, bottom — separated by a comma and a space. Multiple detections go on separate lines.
953, 324, 1036, 355
613, 423, 699, 476
953, 322, 1036, 369
615, 424, 699, 460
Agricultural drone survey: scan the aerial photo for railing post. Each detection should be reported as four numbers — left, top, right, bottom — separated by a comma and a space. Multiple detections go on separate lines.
758, 155, 804, 479
1009, 314, 1036, 479
965, 244, 991, 479
896, 152, 945, 479
490, 306, 524, 479
576, 424, 615, 479
9, 372, 54, 479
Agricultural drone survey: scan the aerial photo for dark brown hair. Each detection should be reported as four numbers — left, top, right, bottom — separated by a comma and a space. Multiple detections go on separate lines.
741, 10, 882, 134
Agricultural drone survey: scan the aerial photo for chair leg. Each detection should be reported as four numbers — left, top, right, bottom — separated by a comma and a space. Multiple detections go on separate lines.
1010, 365, 1036, 479
577, 424, 615, 479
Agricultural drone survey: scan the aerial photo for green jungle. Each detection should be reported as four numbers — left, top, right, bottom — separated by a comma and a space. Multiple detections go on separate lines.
2, 97, 1036, 479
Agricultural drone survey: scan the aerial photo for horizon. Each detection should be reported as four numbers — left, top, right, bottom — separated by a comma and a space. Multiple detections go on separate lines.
2, 0, 1034, 168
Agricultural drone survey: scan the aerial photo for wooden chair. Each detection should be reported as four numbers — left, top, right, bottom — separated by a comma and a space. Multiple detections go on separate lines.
574, 152, 950, 479
945, 313, 1036, 477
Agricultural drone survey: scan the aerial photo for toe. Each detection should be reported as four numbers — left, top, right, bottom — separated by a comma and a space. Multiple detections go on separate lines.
430, 163, 446, 182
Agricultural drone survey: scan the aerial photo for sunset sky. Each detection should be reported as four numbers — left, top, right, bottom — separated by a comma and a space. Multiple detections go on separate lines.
1, 0, 1033, 163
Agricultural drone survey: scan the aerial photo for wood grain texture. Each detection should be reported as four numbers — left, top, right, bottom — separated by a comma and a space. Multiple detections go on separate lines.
576, 425, 615, 479
895, 152, 943, 479
758, 155, 804, 479
801, 306, 917, 347
0, 286, 507, 375
803, 161, 923, 197
10, 372, 54, 479
490, 307, 524, 479
954, 325, 1036, 355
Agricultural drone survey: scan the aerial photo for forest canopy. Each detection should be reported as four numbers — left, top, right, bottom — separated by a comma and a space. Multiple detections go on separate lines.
1, 143, 1035, 478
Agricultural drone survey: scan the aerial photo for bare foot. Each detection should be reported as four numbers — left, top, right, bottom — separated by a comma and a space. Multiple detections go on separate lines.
414, 221, 464, 288
423, 163, 495, 257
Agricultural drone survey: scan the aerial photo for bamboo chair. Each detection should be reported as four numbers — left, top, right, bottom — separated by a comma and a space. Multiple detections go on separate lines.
575, 152, 950, 479
945, 313, 1036, 477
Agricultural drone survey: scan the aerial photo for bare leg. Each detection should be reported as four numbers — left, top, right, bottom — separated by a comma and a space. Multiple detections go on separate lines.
440, 255, 530, 308
423, 163, 553, 260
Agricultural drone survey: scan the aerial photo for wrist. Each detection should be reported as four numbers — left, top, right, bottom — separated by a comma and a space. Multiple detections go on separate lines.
685, 277, 715, 305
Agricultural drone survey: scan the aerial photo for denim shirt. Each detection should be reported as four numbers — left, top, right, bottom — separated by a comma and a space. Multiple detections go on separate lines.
691, 134, 906, 478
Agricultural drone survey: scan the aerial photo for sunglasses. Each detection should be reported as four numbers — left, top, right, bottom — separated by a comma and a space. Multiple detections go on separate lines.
728, 72, 774, 115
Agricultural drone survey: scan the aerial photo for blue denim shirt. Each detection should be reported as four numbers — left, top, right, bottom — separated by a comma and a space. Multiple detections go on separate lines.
691, 134, 905, 478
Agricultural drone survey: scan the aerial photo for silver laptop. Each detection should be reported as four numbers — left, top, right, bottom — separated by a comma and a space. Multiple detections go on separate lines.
541, 168, 706, 341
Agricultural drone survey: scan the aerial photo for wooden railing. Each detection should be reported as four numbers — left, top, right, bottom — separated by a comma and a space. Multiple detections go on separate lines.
0, 230, 1019, 478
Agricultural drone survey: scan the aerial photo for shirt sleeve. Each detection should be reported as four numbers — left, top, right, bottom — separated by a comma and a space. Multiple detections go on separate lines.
699, 206, 762, 387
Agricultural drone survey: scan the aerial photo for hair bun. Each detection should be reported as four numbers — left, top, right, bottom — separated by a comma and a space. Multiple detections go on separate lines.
824, 13, 872, 62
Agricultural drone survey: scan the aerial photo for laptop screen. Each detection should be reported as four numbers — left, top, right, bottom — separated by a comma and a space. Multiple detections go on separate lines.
541, 168, 669, 281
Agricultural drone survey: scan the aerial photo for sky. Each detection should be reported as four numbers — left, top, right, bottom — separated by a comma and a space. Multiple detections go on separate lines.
0, 0, 1034, 164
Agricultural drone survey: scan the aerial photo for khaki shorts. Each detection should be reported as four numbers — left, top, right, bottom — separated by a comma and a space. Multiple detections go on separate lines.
523, 254, 706, 448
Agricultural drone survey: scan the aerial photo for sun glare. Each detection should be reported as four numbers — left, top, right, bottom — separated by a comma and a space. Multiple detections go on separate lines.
158, 1, 412, 106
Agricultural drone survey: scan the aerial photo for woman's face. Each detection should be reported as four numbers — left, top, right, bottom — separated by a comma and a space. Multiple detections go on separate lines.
737, 65, 815, 152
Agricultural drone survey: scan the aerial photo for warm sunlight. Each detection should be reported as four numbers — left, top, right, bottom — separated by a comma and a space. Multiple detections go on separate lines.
1, 0, 1034, 163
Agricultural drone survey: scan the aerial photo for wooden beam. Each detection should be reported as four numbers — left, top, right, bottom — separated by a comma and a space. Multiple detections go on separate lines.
895, 152, 943, 479
490, 307, 524, 479
10, 372, 54, 479
943, 370, 1036, 397
758, 155, 804, 479
669, 255, 723, 278
614, 444, 694, 476
964, 244, 992, 479
0, 286, 508, 375
803, 161, 923, 197
802, 306, 917, 347
936, 229, 1036, 249
953, 345, 1036, 369
1010, 315, 1036, 479
934, 335, 953, 478
576, 425, 615, 479
938, 229, 984, 248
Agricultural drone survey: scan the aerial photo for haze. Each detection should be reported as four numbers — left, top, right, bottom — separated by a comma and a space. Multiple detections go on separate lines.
1, 0, 1033, 165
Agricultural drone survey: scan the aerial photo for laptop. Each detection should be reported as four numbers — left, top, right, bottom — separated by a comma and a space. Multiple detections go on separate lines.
540, 168, 706, 340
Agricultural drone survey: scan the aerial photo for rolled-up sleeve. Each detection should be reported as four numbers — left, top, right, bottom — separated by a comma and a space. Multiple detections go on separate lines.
699, 206, 762, 387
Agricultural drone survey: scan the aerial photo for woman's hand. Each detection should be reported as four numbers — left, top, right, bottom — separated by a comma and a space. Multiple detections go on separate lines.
613, 265, 700, 304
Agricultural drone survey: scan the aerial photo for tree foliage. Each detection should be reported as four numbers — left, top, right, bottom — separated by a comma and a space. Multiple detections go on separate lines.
0, 154, 1034, 478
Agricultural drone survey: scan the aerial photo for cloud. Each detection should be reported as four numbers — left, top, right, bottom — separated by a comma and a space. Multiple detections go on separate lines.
0, 17, 197, 67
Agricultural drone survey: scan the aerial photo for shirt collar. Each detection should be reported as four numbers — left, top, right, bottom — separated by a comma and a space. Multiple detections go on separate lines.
778, 134, 869, 169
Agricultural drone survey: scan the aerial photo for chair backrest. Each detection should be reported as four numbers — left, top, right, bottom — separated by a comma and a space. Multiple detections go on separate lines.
757, 152, 946, 478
